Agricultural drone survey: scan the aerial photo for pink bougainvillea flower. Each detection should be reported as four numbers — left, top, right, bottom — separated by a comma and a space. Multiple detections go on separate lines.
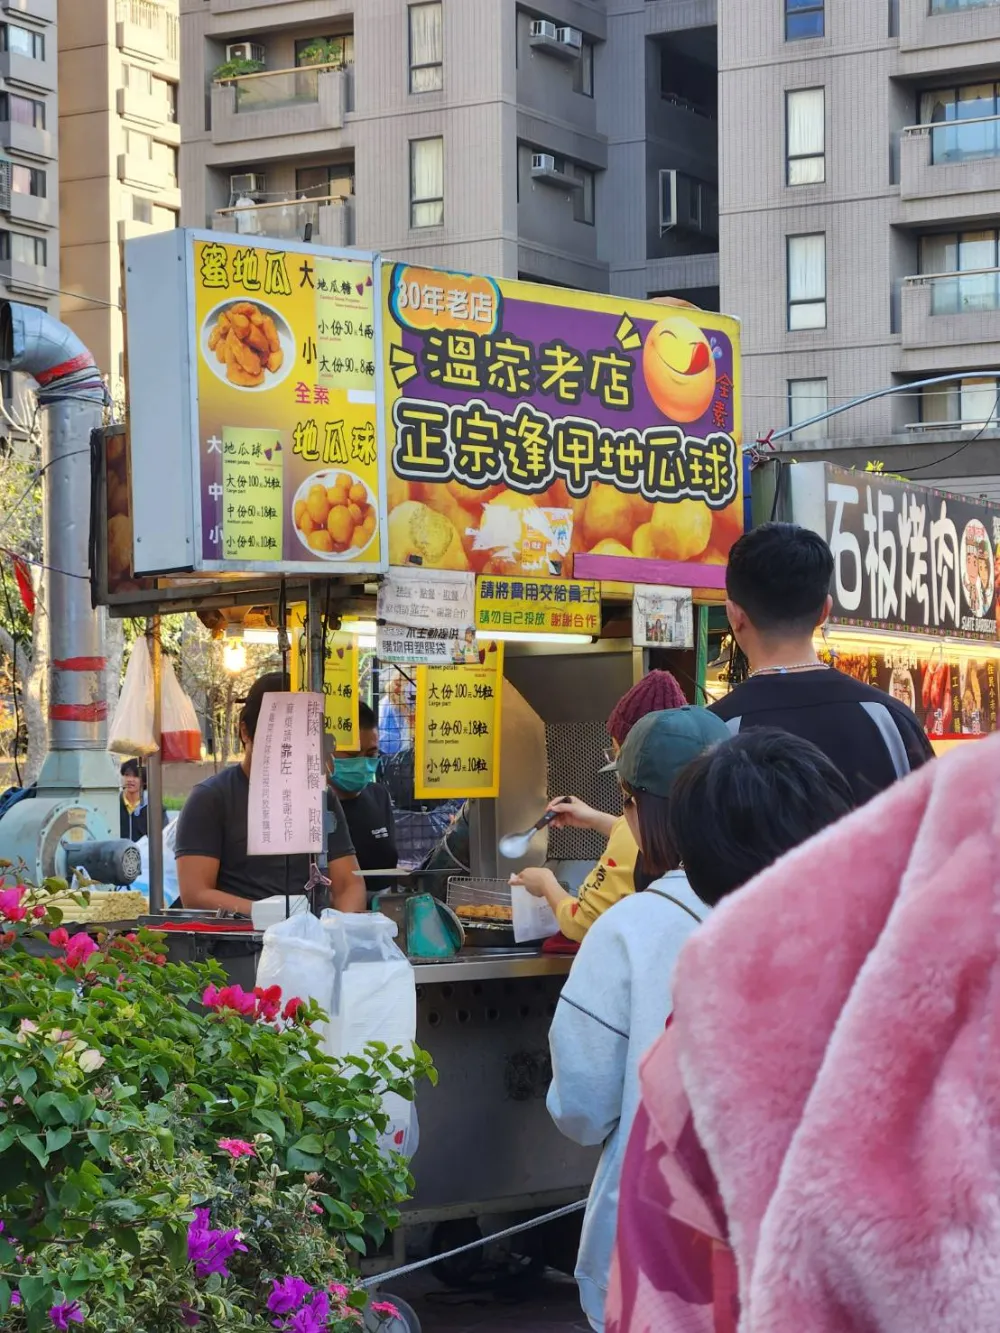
328, 1283, 349, 1300
202, 983, 257, 1016
284, 1291, 330, 1333
77, 1049, 105, 1074
186, 1207, 247, 1279
48, 927, 69, 949
254, 984, 283, 1021
48, 1302, 84, 1329
63, 933, 99, 969
10, 1290, 20, 1305
309, 1202, 323, 1215
267, 1276, 314, 1315
371, 1301, 401, 1320
282, 996, 305, 1023
217, 1138, 256, 1160
31, 905, 46, 920
0, 886, 26, 922
179, 1305, 200, 1326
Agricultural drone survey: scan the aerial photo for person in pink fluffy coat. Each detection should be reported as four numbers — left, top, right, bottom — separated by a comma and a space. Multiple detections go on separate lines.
608, 723, 1000, 1333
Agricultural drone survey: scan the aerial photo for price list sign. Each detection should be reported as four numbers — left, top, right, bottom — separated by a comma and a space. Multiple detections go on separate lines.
414, 641, 503, 800
247, 691, 325, 856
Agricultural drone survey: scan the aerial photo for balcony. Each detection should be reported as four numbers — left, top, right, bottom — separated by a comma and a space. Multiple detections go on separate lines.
897, 118, 1000, 225
212, 194, 355, 249
900, 268, 1000, 372
0, 119, 52, 161
0, 257, 54, 300
8, 189, 52, 227
117, 86, 177, 140
210, 64, 351, 151
899, 0, 1000, 71
115, 0, 179, 69
0, 51, 56, 93
2, 0, 57, 22
117, 151, 165, 192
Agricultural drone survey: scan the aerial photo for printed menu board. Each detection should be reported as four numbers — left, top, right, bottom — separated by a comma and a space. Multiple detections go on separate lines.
414, 641, 503, 800
824, 647, 999, 740
290, 620, 360, 752
191, 235, 384, 572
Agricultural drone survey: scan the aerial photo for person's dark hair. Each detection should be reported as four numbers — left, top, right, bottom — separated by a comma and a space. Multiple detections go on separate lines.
726, 523, 834, 636
358, 701, 377, 732
239, 671, 290, 743
669, 728, 855, 907
633, 790, 680, 881
120, 759, 140, 779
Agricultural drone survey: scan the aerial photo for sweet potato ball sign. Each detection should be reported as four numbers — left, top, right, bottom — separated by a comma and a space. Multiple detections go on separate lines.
381, 265, 743, 580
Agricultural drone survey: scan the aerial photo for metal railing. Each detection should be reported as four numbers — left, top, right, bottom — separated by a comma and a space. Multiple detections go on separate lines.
905, 266, 1000, 316
116, 0, 179, 61
215, 61, 344, 114
903, 112, 1000, 165
213, 193, 353, 241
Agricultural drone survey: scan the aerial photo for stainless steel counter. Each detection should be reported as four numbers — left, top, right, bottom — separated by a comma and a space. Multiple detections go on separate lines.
412, 949, 573, 982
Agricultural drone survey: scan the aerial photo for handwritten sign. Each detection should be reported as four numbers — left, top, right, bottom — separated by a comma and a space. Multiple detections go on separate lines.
289, 625, 359, 751
414, 641, 503, 799
377, 567, 476, 630
247, 691, 325, 855
475, 575, 601, 636
632, 584, 694, 649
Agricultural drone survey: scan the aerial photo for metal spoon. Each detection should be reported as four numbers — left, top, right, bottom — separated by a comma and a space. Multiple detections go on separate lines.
498, 798, 571, 860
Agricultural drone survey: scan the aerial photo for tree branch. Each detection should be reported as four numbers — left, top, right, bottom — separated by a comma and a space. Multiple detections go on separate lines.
0, 624, 31, 674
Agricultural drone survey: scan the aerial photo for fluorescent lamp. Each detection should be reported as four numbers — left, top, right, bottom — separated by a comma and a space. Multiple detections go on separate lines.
356, 635, 377, 649
476, 630, 594, 645
340, 619, 377, 637
242, 628, 279, 645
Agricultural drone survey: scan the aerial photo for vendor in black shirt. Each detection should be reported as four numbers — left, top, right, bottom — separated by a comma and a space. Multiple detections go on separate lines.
710, 523, 933, 807
174, 672, 365, 915
330, 702, 398, 894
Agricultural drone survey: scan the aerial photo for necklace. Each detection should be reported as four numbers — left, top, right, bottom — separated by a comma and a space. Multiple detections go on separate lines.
748, 661, 830, 678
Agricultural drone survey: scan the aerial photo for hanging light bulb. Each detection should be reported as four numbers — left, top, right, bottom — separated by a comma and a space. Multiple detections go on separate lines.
223, 640, 247, 674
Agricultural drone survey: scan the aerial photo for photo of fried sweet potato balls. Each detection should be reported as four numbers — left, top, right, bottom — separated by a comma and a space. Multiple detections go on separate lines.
293, 470, 378, 559
203, 300, 289, 389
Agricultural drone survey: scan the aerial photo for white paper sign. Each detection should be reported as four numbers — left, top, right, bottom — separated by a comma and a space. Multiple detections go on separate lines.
377, 567, 476, 630
247, 692, 325, 856
377, 623, 479, 665
511, 883, 560, 943
632, 584, 694, 649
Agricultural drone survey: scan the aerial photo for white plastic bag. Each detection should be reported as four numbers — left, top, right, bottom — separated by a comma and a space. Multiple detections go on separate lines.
255, 912, 338, 1041
322, 910, 419, 1158
160, 658, 202, 763
108, 637, 157, 756
131, 817, 180, 905
511, 882, 559, 943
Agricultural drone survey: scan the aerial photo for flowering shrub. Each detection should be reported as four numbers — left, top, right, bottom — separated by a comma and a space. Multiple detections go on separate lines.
0, 879, 434, 1329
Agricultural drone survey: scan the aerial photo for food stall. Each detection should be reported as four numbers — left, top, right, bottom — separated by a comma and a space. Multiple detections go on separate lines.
753, 460, 1000, 752
107, 236, 745, 1268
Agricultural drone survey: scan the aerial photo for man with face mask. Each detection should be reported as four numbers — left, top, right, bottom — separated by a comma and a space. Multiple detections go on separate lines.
331, 702, 399, 893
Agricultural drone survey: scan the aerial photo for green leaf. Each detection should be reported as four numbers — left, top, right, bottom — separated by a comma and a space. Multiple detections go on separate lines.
150, 1064, 169, 1092
0, 1237, 15, 1265
289, 1133, 323, 1155
17, 1132, 47, 1166
251, 1109, 286, 1141
86, 1130, 111, 1159
0, 1279, 10, 1315
162, 1221, 187, 1269
0, 1127, 17, 1153
114, 1227, 141, 1257
17, 1273, 48, 1308
16, 1065, 37, 1095
286, 1148, 324, 1172
44, 1126, 72, 1154
344, 1230, 367, 1253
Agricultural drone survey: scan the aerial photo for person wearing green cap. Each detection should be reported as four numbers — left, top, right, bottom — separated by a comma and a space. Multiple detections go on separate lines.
532, 705, 729, 1333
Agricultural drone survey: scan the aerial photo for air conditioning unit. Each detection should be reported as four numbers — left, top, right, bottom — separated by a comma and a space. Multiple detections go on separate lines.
529, 19, 558, 40
226, 41, 265, 64
659, 169, 718, 237
0, 159, 10, 215
556, 26, 583, 50
230, 172, 267, 199
532, 152, 557, 174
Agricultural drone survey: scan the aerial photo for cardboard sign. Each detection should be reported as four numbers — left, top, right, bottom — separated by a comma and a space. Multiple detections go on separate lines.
247, 692, 325, 856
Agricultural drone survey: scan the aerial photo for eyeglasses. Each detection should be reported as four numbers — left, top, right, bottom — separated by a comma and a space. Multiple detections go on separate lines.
603, 745, 616, 768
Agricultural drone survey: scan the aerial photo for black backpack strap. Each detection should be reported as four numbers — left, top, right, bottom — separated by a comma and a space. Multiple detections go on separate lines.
645, 887, 705, 925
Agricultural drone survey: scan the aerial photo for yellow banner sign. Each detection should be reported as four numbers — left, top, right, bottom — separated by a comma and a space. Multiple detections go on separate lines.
475, 575, 601, 636
415, 641, 503, 800
290, 622, 360, 751
192, 235, 383, 572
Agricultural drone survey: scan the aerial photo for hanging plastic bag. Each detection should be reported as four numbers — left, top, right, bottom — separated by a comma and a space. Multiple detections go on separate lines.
256, 912, 339, 1044
108, 637, 157, 756
132, 819, 181, 907
321, 910, 419, 1159
160, 658, 202, 762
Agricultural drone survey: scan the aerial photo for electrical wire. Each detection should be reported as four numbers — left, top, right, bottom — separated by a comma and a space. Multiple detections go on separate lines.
902, 392, 1000, 475
0, 448, 92, 544
0, 560, 24, 787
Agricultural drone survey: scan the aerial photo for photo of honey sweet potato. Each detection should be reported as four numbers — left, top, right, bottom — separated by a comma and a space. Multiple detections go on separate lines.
202, 300, 292, 390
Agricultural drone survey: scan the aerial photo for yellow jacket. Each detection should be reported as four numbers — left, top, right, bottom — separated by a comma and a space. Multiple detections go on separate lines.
555, 816, 639, 942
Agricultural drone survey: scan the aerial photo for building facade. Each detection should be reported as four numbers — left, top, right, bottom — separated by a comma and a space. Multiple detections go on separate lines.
178, 0, 719, 303
719, 0, 1000, 491
59, 0, 180, 390
0, 0, 59, 367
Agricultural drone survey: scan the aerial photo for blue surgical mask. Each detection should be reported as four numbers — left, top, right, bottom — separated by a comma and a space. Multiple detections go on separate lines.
334, 755, 379, 795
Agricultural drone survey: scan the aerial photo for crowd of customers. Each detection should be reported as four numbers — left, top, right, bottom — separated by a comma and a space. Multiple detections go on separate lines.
522, 522, 963, 1333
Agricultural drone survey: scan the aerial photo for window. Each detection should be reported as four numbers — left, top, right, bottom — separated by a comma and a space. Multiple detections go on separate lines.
572, 165, 595, 224
921, 377, 1000, 429
126, 129, 153, 158
3, 23, 44, 60
122, 63, 153, 95
132, 195, 153, 224
788, 379, 828, 439
294, 34, 353, 68
786, 88, 825, 185
164, 81, 178, 123
920, 82, 1000, 165
920, 229, 1000, 313
574, 40, 594, 97
0, 92, 45, 129
787, 233, 827, 329
409, 3, 443, 93
410, 136, 443, 227
11, 165, 44, 197
785, 0, 824, 40
0, 231, 47, 266
296, 165, 354, 198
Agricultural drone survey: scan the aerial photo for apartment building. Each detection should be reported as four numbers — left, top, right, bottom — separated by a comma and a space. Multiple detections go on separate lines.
179, 0, 720, 303
59, 0, 180, 389
0, 0, 59, 379
719, 0, 1000, 492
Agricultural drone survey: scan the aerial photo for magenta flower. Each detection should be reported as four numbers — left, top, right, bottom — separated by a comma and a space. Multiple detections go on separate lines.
267, 1276, 314, 1315
0, 887, 27, 922
10, 1291, 20, 1306
31, 905, 46, 920
371, 1301, 401, 1320
202, 983, 257, 1016
64, 932, 99, 969
285, 1291, 330, 1333
48, 1302, 84, 1329
186, 1207, 247, 1279
217, 1138, 256, 1160
179, 1306, 200, 1326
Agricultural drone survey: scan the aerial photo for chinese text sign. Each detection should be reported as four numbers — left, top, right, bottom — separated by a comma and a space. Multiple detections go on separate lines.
247, 692, 325, 856
382, 265, 743, 580
475, 575, 601, 636
414, 641, 503, 800
191, 233, 384, 573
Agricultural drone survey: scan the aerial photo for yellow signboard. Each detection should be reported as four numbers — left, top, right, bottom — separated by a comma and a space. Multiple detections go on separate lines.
415, 641, 503, 800
475, 575, 601, 636
290, 620, 360, 751
191, 234, 383, 572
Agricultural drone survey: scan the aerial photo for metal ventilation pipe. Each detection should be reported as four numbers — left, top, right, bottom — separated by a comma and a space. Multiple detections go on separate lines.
0, 303, 109, 753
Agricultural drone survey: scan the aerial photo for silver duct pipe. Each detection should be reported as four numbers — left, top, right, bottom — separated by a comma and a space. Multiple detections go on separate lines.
0, 303, 109, 752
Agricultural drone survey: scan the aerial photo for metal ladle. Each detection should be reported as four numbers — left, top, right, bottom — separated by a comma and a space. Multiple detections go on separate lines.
498, 798, 571, 860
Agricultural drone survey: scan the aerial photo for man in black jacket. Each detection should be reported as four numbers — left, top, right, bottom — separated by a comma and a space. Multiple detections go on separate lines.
119, 759, 151, 842
710, 523, 933, 806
